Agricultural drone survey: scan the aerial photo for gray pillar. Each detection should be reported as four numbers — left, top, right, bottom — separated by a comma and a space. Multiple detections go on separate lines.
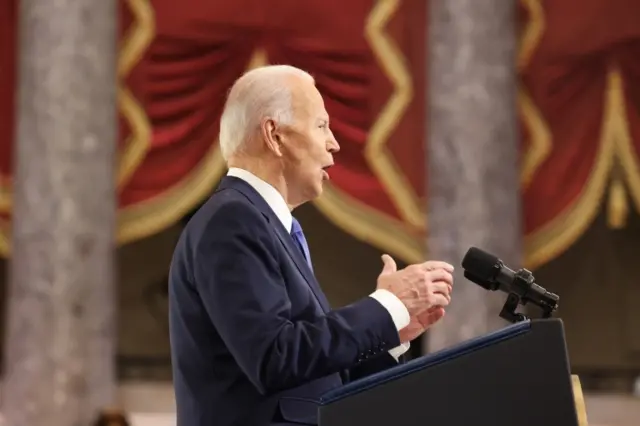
426, 0, 521, 352
2, 1, 118, 425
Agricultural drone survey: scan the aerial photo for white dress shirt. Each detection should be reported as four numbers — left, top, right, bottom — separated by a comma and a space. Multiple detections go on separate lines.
227, 167, 411, 359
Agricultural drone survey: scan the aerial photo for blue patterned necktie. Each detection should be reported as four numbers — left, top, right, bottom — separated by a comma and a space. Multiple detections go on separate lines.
290, 217, 312, 270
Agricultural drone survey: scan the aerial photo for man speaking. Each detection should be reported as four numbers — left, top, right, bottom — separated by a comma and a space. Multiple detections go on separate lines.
169, 65, 454, 426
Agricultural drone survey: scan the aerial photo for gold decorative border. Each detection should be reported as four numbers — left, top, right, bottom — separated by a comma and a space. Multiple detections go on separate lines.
2, 0, 155, 211
517, 0, 545, 70
1, 5, 426, 264
520, 2, 640, 268
524, 68, 621, 269
518, 0, 551, 189
613, 69, 640, 213
118, 143, 226, 244
0, 176, 10, 213
117, 0, 155, 188
115, 48, 269, 244
116, 42, 423, 261
0, 0, 156, 255
314, 186, 423, 263
0, 217, 8, 255
519, 88, 552, 188
112, 39, 421, 262
364, 0, 424, 229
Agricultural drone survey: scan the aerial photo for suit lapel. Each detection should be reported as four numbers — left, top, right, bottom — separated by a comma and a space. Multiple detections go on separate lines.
217, 177, 331, 312
270, 223, 331, 312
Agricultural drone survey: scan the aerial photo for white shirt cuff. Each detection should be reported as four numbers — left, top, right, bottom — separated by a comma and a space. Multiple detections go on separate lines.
369, 288, 410, 331
369, 289, 411, 361
388, 342, 411, 361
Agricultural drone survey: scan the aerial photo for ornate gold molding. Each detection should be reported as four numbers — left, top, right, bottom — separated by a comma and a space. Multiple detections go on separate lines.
518, 0, 551, 189
364, 0, 424, 230
524, 67, 625, 269
116, 0, 155, 189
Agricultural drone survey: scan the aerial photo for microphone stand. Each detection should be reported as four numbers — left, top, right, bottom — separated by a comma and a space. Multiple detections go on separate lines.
499, 292, 529, 323
499, 269, 557, 324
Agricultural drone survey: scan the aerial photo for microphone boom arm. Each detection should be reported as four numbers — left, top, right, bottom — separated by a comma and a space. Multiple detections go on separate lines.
499, 269, 558, 323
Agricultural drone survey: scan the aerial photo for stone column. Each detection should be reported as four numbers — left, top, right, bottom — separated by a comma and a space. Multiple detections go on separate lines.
2, 1, 118, 425
426, 0, 521, 352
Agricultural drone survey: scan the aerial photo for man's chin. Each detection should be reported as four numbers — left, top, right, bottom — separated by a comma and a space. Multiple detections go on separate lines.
308, 182, 324, 201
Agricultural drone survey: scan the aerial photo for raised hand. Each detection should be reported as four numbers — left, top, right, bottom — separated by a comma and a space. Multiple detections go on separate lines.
377, 254, 453, 342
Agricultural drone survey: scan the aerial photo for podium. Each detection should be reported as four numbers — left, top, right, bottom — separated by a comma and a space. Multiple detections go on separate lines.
317, 319, 580, 426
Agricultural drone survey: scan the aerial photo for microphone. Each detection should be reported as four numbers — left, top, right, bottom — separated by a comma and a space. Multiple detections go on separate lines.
461, 247, 559, 322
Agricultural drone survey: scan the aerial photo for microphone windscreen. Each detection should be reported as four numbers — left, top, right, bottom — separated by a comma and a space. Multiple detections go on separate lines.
462, 247, 499, 282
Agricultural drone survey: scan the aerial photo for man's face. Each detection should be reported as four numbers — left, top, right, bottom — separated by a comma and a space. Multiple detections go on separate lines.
277, 80, 340, 206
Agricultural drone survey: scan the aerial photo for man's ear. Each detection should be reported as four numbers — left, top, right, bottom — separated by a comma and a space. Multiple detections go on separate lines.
261, 118, 283, 157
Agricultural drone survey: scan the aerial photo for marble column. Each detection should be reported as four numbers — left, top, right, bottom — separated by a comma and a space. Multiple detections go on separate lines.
426, 0, 522, 352
2, 1, 118, 425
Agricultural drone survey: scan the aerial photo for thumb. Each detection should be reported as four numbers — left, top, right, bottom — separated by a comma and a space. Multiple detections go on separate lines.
380, 254, 397, 275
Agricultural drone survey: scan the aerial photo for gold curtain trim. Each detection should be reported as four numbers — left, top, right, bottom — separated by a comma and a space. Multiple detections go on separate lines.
607, 177, 628, 229
0, 218, 8, 255
519, 88, 552, 188
3, 1, 155, 211
116, 0, 155, 188
0, 177, 9, 213
524, 68, 624, 269
364, 0, 424, 230
117, 146, 226, 244
2, 5, 430, 263
0, 0, 156, 254
518, 0, 545, 70
314, 186, 423, 263
116, 48, 269, 244
611, 71, 640, 212
518, 0, 551, 189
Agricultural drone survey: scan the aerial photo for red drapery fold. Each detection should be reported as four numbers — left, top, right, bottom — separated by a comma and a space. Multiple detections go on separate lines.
0, 0, 15, 253
0, 0, 427, 261
519, 0, 640, 268
2, 0, 640, 269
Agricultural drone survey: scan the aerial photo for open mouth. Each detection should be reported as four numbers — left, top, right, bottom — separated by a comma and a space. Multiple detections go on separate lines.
321, 164, 333, 180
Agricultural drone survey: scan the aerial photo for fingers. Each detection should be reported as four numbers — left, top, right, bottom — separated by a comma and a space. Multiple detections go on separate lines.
429, 292, 450, 308
420, 260, 454, 273
427, 269, 454, 286
415, 306, 446, 330
424, 306, 446, 323
431, 281, 452, 300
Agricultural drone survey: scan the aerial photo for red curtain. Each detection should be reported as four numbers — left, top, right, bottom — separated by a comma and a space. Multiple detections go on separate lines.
2, 0, 640, 269
0, 0, 15, 255
519, 0, 640, 268
0, 0, 427, 260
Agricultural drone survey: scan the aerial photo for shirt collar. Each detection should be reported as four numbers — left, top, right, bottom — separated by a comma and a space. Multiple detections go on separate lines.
227, 167, 293, 232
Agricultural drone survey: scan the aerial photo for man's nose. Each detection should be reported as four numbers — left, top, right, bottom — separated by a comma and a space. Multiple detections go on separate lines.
327, 133, 340, 153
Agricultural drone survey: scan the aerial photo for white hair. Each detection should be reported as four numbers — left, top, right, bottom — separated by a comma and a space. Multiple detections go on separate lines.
219, 65, 315, 161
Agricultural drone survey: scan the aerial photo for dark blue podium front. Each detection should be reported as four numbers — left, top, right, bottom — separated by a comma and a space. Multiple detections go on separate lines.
317, 319, 578, 426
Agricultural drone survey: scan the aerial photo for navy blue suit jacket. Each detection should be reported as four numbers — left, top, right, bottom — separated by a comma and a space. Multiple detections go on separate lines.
169, 176, 402, 426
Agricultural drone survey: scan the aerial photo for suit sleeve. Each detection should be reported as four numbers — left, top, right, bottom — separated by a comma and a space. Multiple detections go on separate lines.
347, 351, 406, 382
194, 202, 402, 395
